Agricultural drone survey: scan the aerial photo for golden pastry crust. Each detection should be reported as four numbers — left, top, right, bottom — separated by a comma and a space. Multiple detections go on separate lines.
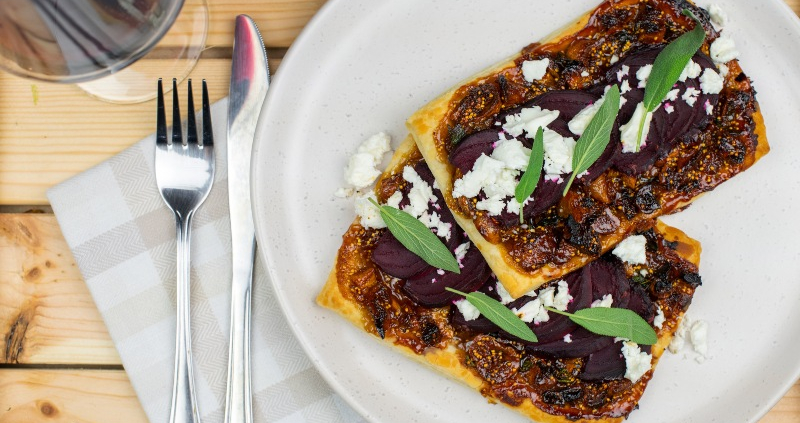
406, 0, 768, 298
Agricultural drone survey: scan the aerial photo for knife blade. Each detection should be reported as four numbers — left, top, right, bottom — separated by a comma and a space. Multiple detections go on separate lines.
224, 14, 269, 423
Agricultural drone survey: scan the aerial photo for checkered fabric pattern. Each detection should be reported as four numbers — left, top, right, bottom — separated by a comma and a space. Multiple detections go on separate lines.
47, 98, 365, 423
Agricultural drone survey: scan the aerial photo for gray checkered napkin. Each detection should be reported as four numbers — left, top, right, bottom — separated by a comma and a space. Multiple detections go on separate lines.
47, 98, 365, 423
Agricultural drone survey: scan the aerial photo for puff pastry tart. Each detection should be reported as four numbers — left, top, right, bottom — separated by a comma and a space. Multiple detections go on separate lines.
318, 135, 703, 422
406, 0, 768, 298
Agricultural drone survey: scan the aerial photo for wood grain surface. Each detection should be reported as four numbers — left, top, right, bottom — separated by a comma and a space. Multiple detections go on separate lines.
1, 0, 799, 422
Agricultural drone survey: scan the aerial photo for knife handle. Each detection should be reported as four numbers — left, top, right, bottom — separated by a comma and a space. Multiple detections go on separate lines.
224, 248, 254, 423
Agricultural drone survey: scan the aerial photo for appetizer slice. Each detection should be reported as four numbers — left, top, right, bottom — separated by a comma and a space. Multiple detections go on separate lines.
406, 0, 768, 297
318, 136, 703, 422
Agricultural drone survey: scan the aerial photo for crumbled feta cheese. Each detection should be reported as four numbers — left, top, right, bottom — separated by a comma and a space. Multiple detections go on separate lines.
542, 130, 576, 177
636, 64, 653, 88
334, 187, 354, 198
452, 135, 540, 217
612, 234, 648, 265
496, 281, 515, 304
343, 132, 392, 189
419, 211, 452, 241
682, 87, 701, 107
620, 79, 631, 94
709, 4, 728, 28
699, 68, 724, 94
476, 196, 507, 216
591, 294, 614, 308
563, 334, 573, 343
502, 106, 560, 138
354, 193, 385, 229
456, 299, 481, 321
452, 154, 506, 199
654, 306, 665, 329
668, 315, 689, 353
667, 315, 710, 362
344, 153, 382, 189
580, 70, 590, 77
454, 242, 470, 265
616, 64, 630, 82
664, 103, 675, 114
610, 54, 620, 64
492, 138, 531, 171
705, 100, 714, 116
521, 58, 550, 82
513, 298, 548, 323
622, 341, 653, 383
535, 280, 571, 314
710, 36, 739, 64
719, 63, 729, 78
678, 60, 702, 82
666, 89, 680, 102
689, 320, 709, 362
402, 166, 437, 217
385, 190, 403, 209
551, 280, 572, 311
619, 103, 654, 153
358, 132, 392, 161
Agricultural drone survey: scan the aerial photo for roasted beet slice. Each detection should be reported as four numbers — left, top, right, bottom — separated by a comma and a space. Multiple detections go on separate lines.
528, 327, 615, 358
372, 232, 430, 279
607, 46, 720, 176
403, 245, 490, 307
579, 342, 626, 381
626, 284, 656, 323
587, 259, 632, 308
449, 129, 498, 174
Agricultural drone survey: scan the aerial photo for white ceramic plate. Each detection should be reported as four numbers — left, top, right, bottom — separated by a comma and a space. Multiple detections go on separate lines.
252, 1, 800, 422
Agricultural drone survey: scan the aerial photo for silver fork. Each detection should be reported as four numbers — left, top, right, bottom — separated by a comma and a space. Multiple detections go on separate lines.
155, 78, 215, 423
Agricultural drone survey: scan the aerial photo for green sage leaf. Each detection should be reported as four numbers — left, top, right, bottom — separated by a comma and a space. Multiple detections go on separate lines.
370, 198, 460, 274
447, 288, 538, 342
515, 126, 545, 223
563, 85, 621, 196
548, 306, 658, 345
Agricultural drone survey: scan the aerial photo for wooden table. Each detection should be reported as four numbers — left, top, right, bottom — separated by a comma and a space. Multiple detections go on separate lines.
0, 1, 797, 421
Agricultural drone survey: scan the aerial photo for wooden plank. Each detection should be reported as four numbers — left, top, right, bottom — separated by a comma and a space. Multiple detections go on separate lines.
0, 369, 147, 423
763, 384, 800, 423
159, 0, 327, 49
0, 214, 119, 365
0, 56, 280, 206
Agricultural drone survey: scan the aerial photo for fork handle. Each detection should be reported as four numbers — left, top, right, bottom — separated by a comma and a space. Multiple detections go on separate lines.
170, 213, 201, 423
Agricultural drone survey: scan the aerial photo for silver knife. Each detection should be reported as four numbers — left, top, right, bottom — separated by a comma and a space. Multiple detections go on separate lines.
224, 15, 269, 423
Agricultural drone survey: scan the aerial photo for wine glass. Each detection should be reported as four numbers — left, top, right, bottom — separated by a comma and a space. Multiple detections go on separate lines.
0, 0, 208, 103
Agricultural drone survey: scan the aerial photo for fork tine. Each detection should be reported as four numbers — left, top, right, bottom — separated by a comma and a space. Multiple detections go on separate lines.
156, 79, 168, 145
172, 78, 183, 146
186, 79, 198, 145
202, 80, 213, 146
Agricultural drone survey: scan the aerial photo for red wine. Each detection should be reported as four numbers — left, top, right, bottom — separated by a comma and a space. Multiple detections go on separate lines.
0, 0, 184, 82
